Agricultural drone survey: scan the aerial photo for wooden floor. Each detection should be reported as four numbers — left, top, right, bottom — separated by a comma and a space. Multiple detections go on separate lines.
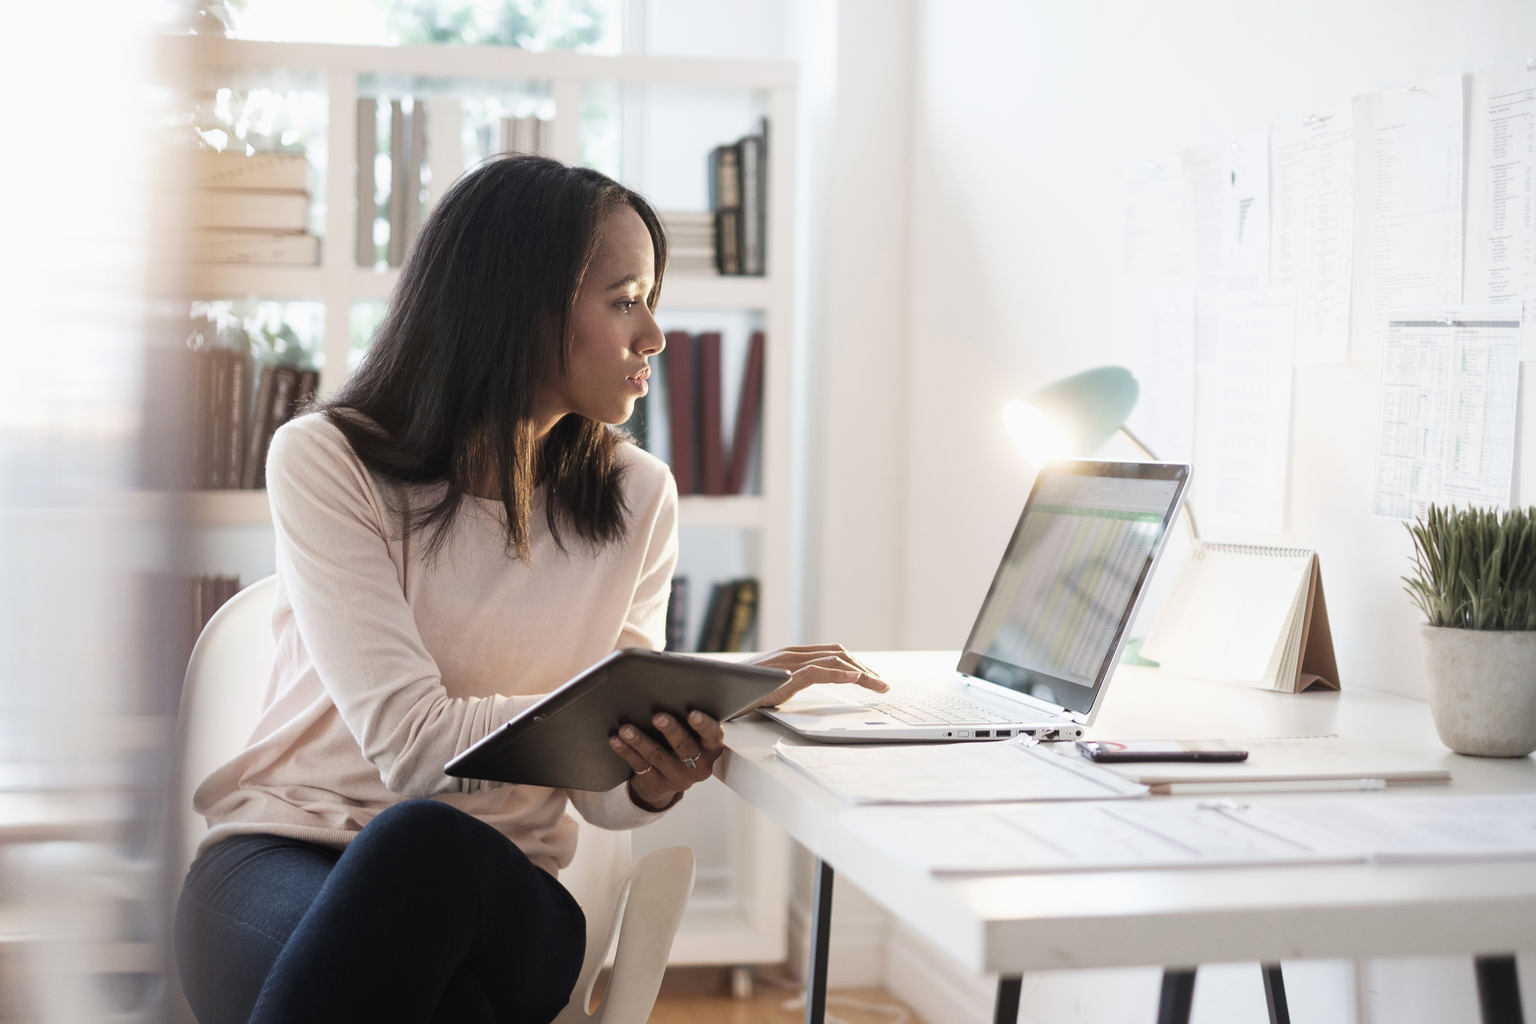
634, 969, 927, 1024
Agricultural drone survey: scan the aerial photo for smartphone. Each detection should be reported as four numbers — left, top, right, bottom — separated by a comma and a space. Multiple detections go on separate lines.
1076, 739, 1249, 763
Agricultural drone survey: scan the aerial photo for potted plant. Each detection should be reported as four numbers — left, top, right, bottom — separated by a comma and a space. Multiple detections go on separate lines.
1405, 504, 1536, 757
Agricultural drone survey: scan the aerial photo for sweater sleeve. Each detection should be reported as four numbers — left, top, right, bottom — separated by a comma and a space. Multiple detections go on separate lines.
569, 450, 681, 829
267, 417, 533, 798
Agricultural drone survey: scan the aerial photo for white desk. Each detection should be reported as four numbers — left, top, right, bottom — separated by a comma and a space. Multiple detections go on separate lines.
715, 653, 1536, 1024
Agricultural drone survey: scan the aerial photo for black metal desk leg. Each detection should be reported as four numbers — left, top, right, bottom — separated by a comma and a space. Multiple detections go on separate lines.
993, 976, 1022, 1024
805, 859, 834, 1024
1157, 968, 1197, 1024
1476, 955, 1526, 1024
1262, 963, 1291, 1024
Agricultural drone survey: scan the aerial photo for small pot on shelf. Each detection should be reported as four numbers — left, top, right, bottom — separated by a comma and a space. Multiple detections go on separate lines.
1419, 626, 1536, 757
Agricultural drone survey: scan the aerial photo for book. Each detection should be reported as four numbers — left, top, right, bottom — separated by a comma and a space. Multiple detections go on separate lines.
206, 349, 230, 488
711, 144, 743, 274
388, 100, 408, 266
356, 98, 378, 266
499, 116, 549, 155
190, 348, 214, 488
666, 577, 689, 652
249, 366, 299, 489
240, 364, 279, 489
740, 133, 763, 275
191, 231, 319, 264
697, 332, 727, 495
192, 150, 308, 191
192, 190, 308, 232
722, 578, 758, 652
728, 330, 765, 494
223, 349, 251, 488
1140, 543, 1340, 693
194, 575, 242, 636
404, 101, 427, 253
698, 581, 738, 653
662, 330, 698, 494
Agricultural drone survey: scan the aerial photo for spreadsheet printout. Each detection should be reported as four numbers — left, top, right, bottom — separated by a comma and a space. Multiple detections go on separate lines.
1372, 309, 1520, 520
1207, 290, 1296, 532
1466, 60, 1536, 360
1271, 105, 1355, 364
1351, 73, 1465, 359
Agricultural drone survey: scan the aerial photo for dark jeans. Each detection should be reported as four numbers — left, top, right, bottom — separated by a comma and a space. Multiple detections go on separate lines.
175, 799, 585, 1024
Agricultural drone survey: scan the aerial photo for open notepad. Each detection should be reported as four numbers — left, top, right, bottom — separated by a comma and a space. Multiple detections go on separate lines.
1140, 543, 1340, 693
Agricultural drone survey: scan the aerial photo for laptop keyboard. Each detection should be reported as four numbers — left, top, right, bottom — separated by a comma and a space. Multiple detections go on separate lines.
864, 690, 1021, 727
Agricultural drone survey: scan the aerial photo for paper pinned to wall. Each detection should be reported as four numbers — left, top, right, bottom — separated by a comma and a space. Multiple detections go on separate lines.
1207, 290, 1297, 532
1351, 73, 1466, 359
1126, 289, 1196, 461
1466, 60, 1536, 360
1272, 105, 1355, 363
1221, 129, 1271, 290
1371, 308, 1521, 520
1183, 144, 1226, 292
1123, 159, 1188, 279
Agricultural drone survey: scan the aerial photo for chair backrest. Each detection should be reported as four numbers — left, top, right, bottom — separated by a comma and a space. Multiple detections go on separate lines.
171, 573, 634, 914
174, 574, 280, 878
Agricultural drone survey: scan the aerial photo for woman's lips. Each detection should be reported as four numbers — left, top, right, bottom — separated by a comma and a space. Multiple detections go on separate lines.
626, 370, 649, 396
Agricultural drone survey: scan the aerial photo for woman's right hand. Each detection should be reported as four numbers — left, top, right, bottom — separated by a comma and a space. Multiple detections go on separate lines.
737, 645, 888, 714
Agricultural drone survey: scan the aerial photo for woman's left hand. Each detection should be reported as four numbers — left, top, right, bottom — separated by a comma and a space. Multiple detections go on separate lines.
610, 710, 724, 811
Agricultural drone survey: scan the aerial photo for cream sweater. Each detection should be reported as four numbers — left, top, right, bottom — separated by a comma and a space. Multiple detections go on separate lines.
194, 413, 679, 874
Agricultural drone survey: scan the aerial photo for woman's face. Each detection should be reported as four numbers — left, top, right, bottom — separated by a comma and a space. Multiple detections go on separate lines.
543, 205, 666, 428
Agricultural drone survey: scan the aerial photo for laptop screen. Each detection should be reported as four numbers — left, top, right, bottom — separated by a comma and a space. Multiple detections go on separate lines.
957, 461, 1189, 717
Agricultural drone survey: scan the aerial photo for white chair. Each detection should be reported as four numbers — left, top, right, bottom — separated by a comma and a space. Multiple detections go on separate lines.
174, 574, 695, 1024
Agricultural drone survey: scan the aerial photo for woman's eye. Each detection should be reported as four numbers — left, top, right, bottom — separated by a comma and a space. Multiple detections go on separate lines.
615, 299, 637, 313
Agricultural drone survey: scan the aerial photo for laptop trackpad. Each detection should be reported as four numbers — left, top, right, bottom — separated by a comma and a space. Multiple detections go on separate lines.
775, 683, 875, 711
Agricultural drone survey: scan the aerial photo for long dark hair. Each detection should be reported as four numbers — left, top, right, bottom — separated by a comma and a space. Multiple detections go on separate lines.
323, 155, 668, 559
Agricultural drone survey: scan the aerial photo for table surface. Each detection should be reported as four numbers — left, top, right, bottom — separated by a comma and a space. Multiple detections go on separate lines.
714, 652, 1536, 975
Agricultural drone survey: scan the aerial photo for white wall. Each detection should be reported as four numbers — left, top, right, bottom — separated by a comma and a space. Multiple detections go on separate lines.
895, 0, 1536, 704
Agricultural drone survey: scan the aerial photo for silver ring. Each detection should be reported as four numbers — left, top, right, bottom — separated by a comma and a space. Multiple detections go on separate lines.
683, 756, 699, 769
635, 765, 653, 775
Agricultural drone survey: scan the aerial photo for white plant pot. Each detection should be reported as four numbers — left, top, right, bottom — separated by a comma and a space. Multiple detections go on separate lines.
1419, 625, 1536, 757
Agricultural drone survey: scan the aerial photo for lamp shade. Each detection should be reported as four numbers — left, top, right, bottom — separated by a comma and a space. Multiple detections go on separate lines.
1002, 366, 1139, 466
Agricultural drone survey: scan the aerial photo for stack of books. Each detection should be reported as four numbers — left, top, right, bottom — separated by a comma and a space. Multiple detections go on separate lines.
193, 575, 242, 637
663, 576, 761, 653
647, 329, 765, 495
191, 150, 318, 264
661, 212, 717, 275
709, 120, 768, 275
191, 346, 318, 490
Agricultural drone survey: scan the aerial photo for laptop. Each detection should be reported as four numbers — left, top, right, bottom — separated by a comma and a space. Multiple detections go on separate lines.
762, 459, 1191, 743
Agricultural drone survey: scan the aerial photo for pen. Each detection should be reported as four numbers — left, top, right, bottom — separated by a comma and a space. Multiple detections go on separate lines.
1150, 778, 1388, 796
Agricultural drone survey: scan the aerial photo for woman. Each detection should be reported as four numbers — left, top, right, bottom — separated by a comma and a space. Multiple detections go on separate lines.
174, 155, 886, 1024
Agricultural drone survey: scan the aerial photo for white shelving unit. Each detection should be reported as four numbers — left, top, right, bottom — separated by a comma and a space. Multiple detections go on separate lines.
159, 34, 796, 968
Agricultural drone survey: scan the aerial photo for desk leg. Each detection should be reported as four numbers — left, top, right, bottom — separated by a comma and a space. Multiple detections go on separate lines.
993, 976, 1022, 1024
805, 859, 834, 1024
1475, 955, 1525, 1024
1262, 964, 1291, 1024
1157, 969, 1197, 1024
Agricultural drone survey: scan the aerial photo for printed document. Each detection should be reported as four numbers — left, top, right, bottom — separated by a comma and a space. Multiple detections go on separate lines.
1222, 129, 1271, 290
1247, 794, 1536, 863
1351, 73, 1465, 359
1272, 106, 1355, 363
845, 801, 1365, 875
1123, 159, 1187, 280
773, 738, 1146, 805
1126, 289, 1196, 461
1184, 144, 1226, 292
1207, 291, 1296, 532
1372, 308, 1520, 520
1466, 61, 1536, 319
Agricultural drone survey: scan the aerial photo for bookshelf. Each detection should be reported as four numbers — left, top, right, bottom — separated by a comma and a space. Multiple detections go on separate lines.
159, 34, 796, 969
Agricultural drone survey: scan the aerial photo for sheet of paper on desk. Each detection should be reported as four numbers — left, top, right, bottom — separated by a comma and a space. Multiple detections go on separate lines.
845, 801, 1367, 875
1246, 794, 1536, 863
1043, 736, 1452, 787
772, 738, 1148, 804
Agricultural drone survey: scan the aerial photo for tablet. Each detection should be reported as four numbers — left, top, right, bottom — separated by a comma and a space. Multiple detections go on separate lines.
443, 649, 790, 791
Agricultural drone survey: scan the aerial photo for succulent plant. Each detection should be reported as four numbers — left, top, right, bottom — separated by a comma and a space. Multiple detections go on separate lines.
1404, 505, 1536, 631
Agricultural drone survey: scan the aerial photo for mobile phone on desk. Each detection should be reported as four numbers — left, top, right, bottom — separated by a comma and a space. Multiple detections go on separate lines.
1076, 739, 1248, 763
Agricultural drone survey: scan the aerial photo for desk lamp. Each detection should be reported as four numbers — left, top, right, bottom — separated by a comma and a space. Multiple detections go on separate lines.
1002, 365, 1200, 541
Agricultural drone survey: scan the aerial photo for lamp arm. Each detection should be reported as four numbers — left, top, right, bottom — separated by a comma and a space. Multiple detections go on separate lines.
1114, 426, 1201, 544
